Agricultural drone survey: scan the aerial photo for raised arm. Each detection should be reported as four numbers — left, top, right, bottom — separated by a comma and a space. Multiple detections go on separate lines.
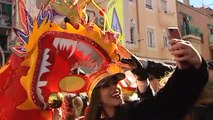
129, 39, 208, 120
116, 44, 173, 98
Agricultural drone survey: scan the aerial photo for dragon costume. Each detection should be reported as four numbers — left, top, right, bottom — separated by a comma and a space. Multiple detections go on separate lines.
0, 0, 135, 119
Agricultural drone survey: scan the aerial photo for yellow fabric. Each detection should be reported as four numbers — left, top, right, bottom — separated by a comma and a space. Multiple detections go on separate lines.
17, 14, 120, 109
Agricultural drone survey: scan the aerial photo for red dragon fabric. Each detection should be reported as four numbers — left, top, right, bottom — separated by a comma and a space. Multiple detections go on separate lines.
0, 0, 135, 119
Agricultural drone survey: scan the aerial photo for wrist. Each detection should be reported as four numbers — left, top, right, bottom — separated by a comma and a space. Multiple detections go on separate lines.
131, 69, 149, 81
137, 80, 149, 93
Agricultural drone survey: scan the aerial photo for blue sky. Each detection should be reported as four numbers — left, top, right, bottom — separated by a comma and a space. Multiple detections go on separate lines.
178, 0, 213, 8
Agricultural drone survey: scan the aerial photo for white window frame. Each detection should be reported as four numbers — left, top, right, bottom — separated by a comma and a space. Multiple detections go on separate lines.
126, 22, 136, 45
147, 27, 155, 48
161, 0, 168, 13
130, 25, 136, 44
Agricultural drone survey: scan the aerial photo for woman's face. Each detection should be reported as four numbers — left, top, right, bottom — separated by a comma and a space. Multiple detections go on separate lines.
99, 80, 122, 108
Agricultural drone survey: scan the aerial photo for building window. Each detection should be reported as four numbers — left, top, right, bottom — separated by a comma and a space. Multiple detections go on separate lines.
145, 0, 153, 9
161, 0, 167, 13
130, 26, 135, 44
147, 27, 155, 47
163, 35, 169, 48
126, 23, 136, 44
210, 28, 213, 35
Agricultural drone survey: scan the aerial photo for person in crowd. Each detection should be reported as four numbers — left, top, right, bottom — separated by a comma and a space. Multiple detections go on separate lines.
52, 93, 88, 120
83, 39, 208, 120
61, 93, 88, 120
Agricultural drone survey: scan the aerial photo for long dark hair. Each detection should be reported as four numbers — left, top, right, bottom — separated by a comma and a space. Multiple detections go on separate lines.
85, 88, 103, 120
85, 88, 128, 120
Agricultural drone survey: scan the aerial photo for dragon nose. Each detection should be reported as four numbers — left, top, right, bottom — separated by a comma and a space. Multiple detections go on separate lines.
59, 75, 88, 92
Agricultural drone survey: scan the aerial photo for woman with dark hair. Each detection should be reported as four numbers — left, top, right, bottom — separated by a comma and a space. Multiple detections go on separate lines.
83, 39, 208, 120
85, 72, 129, 120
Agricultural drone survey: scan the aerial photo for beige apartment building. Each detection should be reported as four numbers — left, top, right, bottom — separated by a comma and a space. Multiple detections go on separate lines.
87, 0, 178, 63
121, 0, 178, 63
23, 0, 179, 63
12, 0, 213, 62
177, 0, 213, 60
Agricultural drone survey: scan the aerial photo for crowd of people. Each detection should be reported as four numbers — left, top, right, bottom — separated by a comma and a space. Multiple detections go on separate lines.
52, 38, 210, 120
2, 1, 210, 119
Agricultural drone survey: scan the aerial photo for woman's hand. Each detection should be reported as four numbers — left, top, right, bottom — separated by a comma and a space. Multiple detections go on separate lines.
116, 44, 149, 80
169, 39, 202, 70
116, 44, 138, 70
116, 44, 134, 70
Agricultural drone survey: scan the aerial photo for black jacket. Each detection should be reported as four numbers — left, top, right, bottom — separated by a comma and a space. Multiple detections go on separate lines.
119, 58, 208, 120
139, 59, 174, 79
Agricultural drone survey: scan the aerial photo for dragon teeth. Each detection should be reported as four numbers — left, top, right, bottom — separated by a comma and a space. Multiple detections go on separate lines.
53, 38, 77, 53
37, 81, 48, 87
53, 37, 61, 48
36, 87, 46, 108
68, 41, 78, 59
38, 48, 51, 79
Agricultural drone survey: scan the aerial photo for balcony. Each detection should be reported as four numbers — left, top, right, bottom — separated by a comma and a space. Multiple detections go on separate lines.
158, 9, 176, 27
182, 25, 202, 42
181, 25, 202, 54
182, 25, 202, 43
182, 25, 202, 37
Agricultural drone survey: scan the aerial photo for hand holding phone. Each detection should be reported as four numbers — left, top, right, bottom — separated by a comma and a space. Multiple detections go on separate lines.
167, 27, 182, 39
167, 27, 189, 69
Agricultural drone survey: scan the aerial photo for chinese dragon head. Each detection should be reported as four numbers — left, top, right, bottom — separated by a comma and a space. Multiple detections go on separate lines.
0, 0, 122, 119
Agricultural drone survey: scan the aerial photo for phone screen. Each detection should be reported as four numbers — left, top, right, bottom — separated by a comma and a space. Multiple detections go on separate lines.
167, 27, 181, 39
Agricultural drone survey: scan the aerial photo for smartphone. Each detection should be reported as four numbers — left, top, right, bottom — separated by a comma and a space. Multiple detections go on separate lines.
167, 27, 182, 39
167, 27, 188, 68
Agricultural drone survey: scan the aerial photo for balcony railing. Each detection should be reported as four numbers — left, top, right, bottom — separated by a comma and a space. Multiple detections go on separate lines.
182, 25, 201, 37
